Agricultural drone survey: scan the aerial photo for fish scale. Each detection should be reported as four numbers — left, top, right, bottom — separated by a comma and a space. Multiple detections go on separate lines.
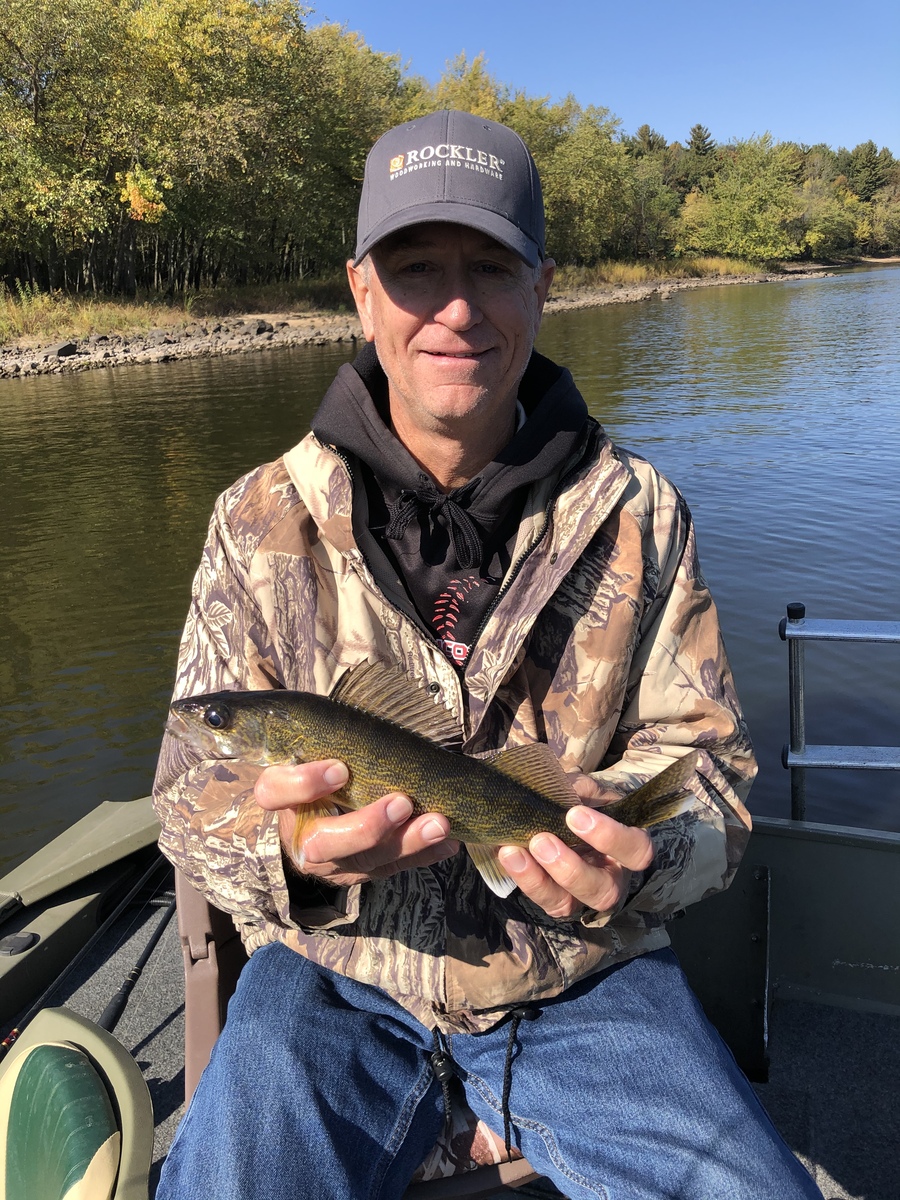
271, 691, 582, 847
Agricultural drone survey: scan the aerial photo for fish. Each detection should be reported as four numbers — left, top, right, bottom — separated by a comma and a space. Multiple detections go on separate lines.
167, 659, 697, 898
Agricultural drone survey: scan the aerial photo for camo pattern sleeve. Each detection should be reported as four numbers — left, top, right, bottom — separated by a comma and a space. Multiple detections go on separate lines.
151, 460, 360, 938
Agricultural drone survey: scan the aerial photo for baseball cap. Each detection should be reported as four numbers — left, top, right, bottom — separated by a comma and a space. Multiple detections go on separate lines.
353, 110, 545, 268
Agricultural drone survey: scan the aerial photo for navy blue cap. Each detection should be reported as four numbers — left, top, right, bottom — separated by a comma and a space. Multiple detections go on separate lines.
354, 110, 545, 267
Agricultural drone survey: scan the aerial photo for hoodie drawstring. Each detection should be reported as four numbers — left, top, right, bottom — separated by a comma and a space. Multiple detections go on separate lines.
430, 1027, 456, 1139
501, 1005, 541, 1160
431, 1004, 541, 1163
386, 476, 484, 569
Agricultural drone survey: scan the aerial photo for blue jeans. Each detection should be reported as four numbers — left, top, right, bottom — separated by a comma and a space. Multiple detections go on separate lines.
157, 942, 821, 1200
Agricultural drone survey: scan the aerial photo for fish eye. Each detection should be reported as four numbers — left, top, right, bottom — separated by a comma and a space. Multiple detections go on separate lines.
204, 703, 231, 730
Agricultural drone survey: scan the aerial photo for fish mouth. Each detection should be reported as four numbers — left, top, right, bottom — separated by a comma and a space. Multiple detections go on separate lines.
165, 706, 244, 758
165, 710, 226, 751
164, 711, 196, 744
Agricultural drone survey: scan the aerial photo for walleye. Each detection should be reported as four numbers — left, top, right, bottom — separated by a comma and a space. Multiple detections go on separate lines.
167, 660, 697, 898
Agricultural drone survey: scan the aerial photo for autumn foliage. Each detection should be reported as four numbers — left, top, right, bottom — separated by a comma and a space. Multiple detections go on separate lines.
1, 1, 897, 297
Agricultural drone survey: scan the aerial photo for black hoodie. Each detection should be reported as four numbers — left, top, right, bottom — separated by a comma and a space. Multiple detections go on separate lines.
311, 344, 591, 668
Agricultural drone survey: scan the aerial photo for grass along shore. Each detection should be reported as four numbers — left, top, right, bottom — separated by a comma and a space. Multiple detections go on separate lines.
0, 257, 834, 380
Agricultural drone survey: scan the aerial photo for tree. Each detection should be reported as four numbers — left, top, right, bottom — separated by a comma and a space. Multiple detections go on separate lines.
669, 126, 719, 197
877, 146, 900, 189
296, 24, 417, 272
687, 124, 715, 157
618, 155, 680, 258
541, 106, 628, 263
847, 141, 886, 202
626, 124, 667, 157
679, 135, 804, 262
0, 3, 895, 292
871, 185, 900, 253
432, 52, 504, 120
802, 144, 839, 184
797, 180, 865, 258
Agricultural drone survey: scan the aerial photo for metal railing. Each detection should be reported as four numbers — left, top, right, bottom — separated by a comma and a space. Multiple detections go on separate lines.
779, 603, 900, 820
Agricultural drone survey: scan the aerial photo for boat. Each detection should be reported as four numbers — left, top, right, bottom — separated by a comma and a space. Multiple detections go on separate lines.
1, 606, 898, 1199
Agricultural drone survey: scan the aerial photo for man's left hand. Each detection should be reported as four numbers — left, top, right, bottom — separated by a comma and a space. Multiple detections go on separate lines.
497, 775, 654, 920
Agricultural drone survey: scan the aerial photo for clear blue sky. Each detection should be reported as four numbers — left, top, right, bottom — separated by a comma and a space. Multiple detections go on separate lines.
310, 0, 899, 153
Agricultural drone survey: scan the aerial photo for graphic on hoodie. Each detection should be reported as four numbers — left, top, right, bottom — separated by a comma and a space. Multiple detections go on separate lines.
432, 576, 481, 665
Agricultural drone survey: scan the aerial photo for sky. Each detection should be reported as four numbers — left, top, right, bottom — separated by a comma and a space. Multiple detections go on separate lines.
310, 0, 899, 153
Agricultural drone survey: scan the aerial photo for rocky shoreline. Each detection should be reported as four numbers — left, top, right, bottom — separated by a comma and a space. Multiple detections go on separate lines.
0, 268, 832, 381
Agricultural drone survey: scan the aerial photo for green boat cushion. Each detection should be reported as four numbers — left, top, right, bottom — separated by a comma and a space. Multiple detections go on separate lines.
1, 1041, 120, 1200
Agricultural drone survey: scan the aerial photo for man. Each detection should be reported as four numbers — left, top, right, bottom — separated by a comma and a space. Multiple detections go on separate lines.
154, 110, 821, 1199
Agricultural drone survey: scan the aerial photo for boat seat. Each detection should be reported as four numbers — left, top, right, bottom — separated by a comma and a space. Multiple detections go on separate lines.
175, 870, 542, 1197
0, 1006, 154, 1200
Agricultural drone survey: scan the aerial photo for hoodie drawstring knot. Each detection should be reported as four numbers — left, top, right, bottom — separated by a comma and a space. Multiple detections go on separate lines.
386, 476, 483, 569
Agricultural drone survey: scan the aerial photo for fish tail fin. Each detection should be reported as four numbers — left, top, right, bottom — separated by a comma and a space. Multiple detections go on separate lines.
603, 751, 699, 828
467, 844, 517, 899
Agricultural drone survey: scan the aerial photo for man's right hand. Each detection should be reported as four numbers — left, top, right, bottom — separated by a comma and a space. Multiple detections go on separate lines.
254, 761, 459, 888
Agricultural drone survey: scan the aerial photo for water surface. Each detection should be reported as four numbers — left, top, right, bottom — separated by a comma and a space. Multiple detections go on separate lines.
1, 268, 898, 869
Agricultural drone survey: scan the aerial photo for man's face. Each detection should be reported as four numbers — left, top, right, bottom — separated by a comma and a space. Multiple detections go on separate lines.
347, 223, 555, 434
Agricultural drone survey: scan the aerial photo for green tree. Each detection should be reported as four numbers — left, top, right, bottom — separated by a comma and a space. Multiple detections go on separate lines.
679, 135, 804, 262
871, 185, 900, 253
847, 141, 887, 201
541, 105, 628, 263
0, 0, 130, 287
618, 155, 680, 258
687, 124, 715, 157
1, 3, 896, 293
877, 146, 900, 189
432, 52, 504, 119
295, 24, 417, 271
670, 125, 719, 197
426, 52, 578, 169
802, 144, 839, 184
626, 124, 667, 157
797, 179, 865, 258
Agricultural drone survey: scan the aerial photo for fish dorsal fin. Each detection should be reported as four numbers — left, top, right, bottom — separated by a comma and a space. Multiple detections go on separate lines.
329, 660, 463, 751
488, 743, 579, 807
467, 844, 517, 899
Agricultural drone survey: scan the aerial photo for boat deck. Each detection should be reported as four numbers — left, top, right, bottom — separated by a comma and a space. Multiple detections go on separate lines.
52, 890, 900, 1200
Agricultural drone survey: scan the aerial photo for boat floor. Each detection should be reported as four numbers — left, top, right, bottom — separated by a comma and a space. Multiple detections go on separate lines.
53, 894, 900, 1200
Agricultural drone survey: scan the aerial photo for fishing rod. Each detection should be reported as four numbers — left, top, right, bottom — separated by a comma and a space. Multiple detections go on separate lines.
0, 851, 174, 1060
97, 894, 177, 1032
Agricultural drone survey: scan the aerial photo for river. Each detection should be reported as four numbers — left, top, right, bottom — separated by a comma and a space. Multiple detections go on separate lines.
1, 267, 898, 871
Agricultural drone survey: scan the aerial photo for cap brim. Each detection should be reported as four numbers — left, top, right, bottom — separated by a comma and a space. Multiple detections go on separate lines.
353, 201, 541, 268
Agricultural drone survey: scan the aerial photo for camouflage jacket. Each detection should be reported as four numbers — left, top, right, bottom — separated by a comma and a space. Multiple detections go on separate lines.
153, 417, 756, 1034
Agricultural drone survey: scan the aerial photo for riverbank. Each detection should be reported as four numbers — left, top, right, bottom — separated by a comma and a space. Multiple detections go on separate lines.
0, 267, 834, 381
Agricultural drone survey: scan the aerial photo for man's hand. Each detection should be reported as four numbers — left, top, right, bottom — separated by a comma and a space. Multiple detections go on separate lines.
497, 775, 654, 920
254, 761, 459, 888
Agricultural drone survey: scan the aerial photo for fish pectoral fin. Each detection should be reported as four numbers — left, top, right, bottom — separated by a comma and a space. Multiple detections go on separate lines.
288, 800, 343, 858
488, 743, 579, 808
603, 751, 700, 828
329, 660, 464, 752
467, 844, 518, 899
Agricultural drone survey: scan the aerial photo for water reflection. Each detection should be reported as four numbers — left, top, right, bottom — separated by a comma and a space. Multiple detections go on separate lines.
1, 269, 898, 869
